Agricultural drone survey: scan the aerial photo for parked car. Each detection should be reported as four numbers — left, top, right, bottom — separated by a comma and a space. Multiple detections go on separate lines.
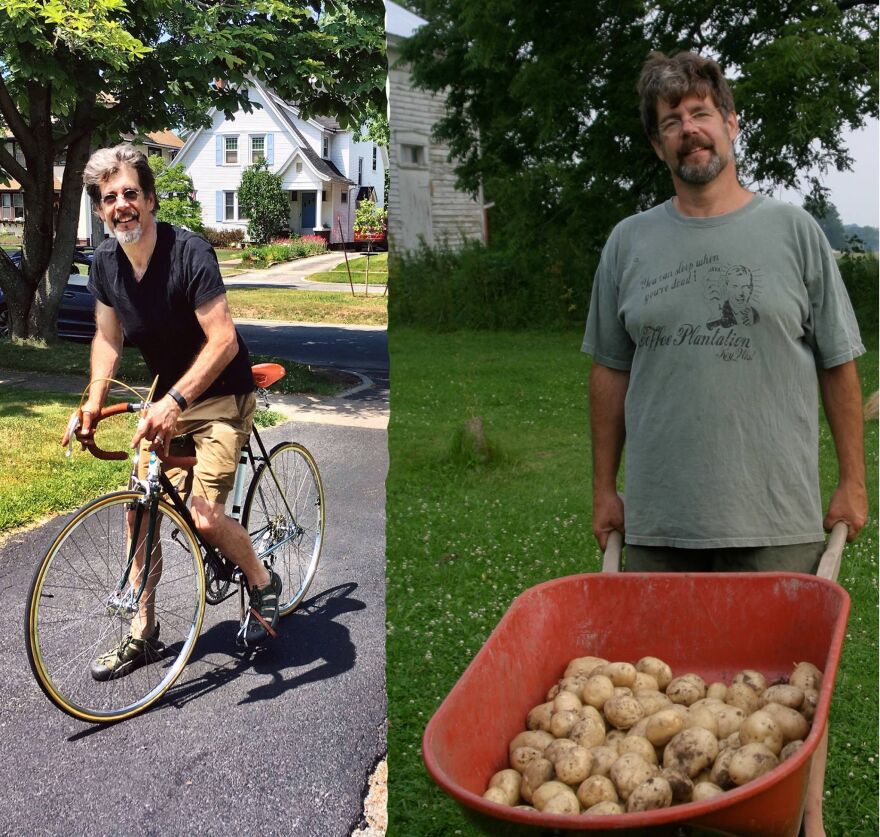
0, 248, 96, 340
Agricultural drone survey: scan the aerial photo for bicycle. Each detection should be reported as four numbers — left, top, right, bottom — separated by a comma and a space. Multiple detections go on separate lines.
24, 363, 325, 723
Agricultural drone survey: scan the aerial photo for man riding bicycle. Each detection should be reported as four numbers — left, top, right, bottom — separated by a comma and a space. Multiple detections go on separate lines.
66, 144, 281, 678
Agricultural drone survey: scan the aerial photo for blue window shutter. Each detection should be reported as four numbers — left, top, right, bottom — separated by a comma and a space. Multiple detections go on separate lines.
266, 133, 274, 166
216, 192, 223, 222
216, 136, 222, 165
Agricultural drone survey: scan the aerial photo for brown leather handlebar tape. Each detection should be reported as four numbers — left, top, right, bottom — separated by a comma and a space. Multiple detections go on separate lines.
75, 402, 136, 460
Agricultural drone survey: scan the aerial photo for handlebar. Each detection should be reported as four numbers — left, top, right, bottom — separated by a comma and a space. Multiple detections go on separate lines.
63, 402, 197, 469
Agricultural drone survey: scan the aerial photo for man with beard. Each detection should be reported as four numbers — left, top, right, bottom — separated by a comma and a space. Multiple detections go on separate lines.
74, 145, 281, 676
583, 53, 865, 835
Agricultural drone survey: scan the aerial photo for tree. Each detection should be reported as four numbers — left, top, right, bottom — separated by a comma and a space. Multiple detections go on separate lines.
0, 0, 386, 341
237, 160, 289, 245
354, 198, 387, 240
148, 155, 203, 233
803, 197, 849, 251
403, 1, 877, 259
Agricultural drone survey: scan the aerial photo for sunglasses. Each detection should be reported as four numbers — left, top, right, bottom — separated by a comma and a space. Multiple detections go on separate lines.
101, 188, 143, 207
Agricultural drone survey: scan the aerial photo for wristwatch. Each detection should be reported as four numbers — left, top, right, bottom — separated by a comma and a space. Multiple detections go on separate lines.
167, 386, 188, 412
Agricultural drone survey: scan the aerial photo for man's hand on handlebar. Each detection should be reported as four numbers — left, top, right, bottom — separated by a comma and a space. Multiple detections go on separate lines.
131, 395, 181, 458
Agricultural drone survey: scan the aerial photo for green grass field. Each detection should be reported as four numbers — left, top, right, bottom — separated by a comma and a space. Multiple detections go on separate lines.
226, 287, 387, 325
307, 252, 388, 285
385, 328, 878, 835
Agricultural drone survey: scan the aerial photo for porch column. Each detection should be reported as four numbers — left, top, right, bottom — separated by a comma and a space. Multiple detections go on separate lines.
314, 187, 323, 230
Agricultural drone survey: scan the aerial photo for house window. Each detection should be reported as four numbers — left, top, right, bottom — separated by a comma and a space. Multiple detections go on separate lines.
296, 161, 303, 173
0, 193, 11, 221
12, 192, 23, 219
251, 135, 265, 164
290, 191, 298, 202
341, 192, 347, 204
401, 144, 426, 166
224, 136, 238, 165
322, 190, 327, 201
322, 136, 330, 158
358, 157, 363, 185
224, 191, 237, 221
147, 147, 162, 157
372, 147, 377, 171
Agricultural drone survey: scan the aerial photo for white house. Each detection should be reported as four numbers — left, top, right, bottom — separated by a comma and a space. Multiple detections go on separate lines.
174, 79, 386, 245
385, 0, 486, 253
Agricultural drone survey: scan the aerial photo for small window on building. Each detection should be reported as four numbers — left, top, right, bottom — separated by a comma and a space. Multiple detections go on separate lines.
224, 136, 238, 165
372, 146, 377, 171
322, 190, 327, 201
224, 191, 236, 221
341, 192, 347, 204
358, 157, 363, 185
147, 147, 162, 157
251, 135, 265, 164
296, 161, 303, 173
322, 136, 330, 158
291, 191, 298, 202
13, 192, 24, 219
401, 144, 426, 166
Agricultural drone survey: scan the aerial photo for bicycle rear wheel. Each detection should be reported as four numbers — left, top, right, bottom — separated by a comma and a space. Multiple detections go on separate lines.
25, 491, 206, 723
242, 441, 324, 615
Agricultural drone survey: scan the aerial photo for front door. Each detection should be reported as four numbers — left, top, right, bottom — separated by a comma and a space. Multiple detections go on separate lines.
302, 192, 316, 228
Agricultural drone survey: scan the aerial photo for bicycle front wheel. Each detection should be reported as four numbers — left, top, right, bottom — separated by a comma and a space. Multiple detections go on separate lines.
243, 442, 324, 615
25, 491, 206, 723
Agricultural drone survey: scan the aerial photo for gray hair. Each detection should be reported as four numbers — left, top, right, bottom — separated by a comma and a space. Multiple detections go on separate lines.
637, 52, 736, 140
83, 144, 159, 212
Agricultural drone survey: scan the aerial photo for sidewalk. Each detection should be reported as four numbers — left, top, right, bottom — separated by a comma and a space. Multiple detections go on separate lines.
222, 251, 387, 294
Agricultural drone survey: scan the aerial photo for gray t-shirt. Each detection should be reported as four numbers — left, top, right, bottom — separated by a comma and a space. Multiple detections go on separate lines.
582, 195, 864, 548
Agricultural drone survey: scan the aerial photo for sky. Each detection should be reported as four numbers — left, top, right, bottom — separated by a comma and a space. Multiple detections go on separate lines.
775, 118, 879, 228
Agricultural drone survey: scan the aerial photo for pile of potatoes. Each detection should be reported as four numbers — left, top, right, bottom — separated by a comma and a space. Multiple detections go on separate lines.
482, 655, 822, 816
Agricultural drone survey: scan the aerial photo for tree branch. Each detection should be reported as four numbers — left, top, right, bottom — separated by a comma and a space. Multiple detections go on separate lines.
0, 144, 30, 188
835, 0, 875, 10
0, 74, 35, 148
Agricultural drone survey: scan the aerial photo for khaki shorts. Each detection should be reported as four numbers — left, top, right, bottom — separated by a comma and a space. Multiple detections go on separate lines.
138, 392, 256, 505
624, 541, 825, 574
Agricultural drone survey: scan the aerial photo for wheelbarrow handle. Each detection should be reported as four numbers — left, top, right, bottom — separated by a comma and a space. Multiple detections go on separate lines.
601, 530, 623, 573
816, 521, 848, 582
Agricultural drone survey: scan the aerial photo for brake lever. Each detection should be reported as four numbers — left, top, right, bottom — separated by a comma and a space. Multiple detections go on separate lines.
64, 412, 81, 459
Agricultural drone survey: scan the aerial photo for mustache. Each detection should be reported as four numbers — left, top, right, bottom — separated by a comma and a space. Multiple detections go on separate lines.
678, 140, 713, 158
113, 210, 140, 224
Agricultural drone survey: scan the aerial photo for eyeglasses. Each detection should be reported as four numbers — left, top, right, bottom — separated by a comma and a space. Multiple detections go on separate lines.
100, 188, 142, 206
658, 108, 719, 137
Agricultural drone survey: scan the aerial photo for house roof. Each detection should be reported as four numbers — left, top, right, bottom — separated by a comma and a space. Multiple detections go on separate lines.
385, 0, 425, 39
0, 176, 62, 191
122, 129, 184, 149
312, 115, 342, 132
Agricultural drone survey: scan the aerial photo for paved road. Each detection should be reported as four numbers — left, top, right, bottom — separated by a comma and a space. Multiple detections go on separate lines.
225, 251, 387, 295
0, 323, 389, 835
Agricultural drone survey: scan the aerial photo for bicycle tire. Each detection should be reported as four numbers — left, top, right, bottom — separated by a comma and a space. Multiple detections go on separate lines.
242, 441, 324, 616
25, 490, 206, 723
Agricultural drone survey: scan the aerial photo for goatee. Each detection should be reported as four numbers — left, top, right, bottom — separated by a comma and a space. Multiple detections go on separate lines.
675, 143, 733, 185
115, 225, 143, 245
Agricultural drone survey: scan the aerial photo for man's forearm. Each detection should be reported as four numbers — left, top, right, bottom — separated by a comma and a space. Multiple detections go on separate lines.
87, 331, 122, 409
172, 331, 238, 405
819, 360, 865, 486
589, 363, 629, 492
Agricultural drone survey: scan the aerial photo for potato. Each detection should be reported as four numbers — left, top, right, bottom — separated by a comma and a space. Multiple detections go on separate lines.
739, 710, 784, 755
542, 791, 580, 815
584, 800, 624, 814
685, 704, 719, 737
706, 682, 728, 701
557, 675, 589, 696
635, 689, 671, 716
599, 662, 637, 688
511, 746, 544, 774
761, 684, 804, 710
556, 746, 593, 786
612, 686, 634, 698
521, 757, 555, 803
532, 780, 576, 811
578, 704, 606, 726
553, 690, 582, 713
780, 740, 804, 761
660, 768, 693, 804
588, 746, 619, 777
565, 656, 609, 679
527, 702, 554, 732
636, 656, 673, 691
570, 716, 607, 749
483, 787, 511, 805
510, 730, 554, 757
718, 731, 742, 751
732, 669, 767, 695
581, 674, 615, 710
692, 782, 724, 801
609, 753, 658, 800
663, 728, 719, 778
604, 695, 644, 730
728, 743, 779, 786
625, 717, 652, 739
666, 674, 706, 706
725, 682, 761, 714
576, 775, 618, 809
761, 703, 810, 743
632, 672, 659, 693
714, 705, 746, 739
801, 689, 819, 722
550, 709, 579, 739
789, 662, 822, 692
544, 737, 579, 764
646, 708, 685, 747
604, 730, 627, 749
709, 746, 737, 789
487, 769, 522, 805
618, 735, 658, 765
626, 777, 673, 812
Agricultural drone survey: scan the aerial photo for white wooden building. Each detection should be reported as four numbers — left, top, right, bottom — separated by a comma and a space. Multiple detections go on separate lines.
174, 79, 386, 245
385, 0, 486, 253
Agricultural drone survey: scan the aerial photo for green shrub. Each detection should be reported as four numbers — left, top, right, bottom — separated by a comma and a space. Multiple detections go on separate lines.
838, 254, 878, 347
241, 236, 328, 265
203, 227, 245, 248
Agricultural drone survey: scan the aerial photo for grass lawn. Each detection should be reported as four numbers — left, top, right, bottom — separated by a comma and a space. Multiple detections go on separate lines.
226, 287, 387, 326
214, 248, 243, 262
307, 252, 388, 285
385, 328, 878, 835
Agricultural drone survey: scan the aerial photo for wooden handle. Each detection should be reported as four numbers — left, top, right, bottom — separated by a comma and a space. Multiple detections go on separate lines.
602, 530, 623, 573
816, 521, 848, 582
